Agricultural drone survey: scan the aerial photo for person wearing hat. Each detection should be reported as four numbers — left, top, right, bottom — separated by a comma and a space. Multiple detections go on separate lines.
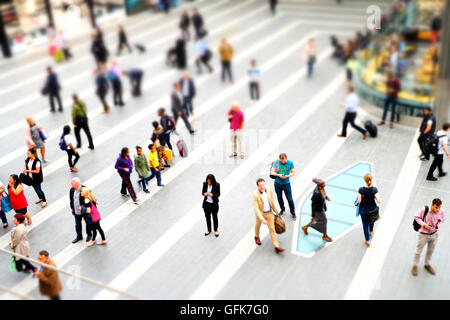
301, 178, 333, 242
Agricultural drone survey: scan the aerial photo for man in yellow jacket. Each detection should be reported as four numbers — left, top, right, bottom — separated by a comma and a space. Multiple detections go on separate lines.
253, 178, 284, 253
218, 38, 234, 84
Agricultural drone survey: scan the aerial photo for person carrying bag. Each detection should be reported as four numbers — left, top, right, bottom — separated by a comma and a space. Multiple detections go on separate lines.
357, 173, 381, 247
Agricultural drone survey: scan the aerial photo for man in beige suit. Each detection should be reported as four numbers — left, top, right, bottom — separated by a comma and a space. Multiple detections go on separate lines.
253, 178, 284, 253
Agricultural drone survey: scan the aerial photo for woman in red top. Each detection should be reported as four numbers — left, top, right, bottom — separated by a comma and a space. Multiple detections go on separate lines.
8, 175, 31, 225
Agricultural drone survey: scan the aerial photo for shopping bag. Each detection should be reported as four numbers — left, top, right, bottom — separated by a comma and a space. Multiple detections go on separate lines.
9, 255, 16, 272
1, 192, 12, 213
274, 214, 286, 234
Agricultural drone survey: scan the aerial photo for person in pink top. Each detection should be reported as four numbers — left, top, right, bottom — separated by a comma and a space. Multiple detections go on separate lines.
412, 198, 445, 276
227, 103, 244, 159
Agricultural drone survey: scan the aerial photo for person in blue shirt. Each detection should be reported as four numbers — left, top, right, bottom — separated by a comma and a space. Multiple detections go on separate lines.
270, 153, 296, 220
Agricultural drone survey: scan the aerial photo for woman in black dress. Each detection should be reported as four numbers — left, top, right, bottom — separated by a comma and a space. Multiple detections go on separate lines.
202, 174, 220, 237
302, 178, 333, 242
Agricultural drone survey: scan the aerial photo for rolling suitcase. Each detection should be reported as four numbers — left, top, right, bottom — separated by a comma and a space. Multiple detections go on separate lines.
135, 44, 146, 53
173, 131, 188, 157
364, 120, 377, 138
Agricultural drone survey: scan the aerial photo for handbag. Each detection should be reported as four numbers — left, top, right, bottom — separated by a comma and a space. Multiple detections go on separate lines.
41, 86, 49, 96
9, 254, 17, 272
274, 214, 286, 234
1, 191, 12, 213
366, 206, 380, 224
19, 173, 33, 186
90, 201, 101, 223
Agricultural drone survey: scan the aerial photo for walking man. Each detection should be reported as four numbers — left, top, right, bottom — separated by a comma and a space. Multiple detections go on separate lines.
248, 59, 261, 101
192, 8, 205, 38
218, 38, 234, 83
158, 108, 176, 151
94, 68, 110, 113
412, 198, 444, 276
69, 178, 92, 244
122, 67, 144, 97
171, 82, 195, 134
179, 72, 196, 117
34, 250, 63, 300
418, 107, 436, 161
194, 36, 213, 74
227, 102, 244, 158
253, 178, 284, 253
44, 67, 63, 112
378, 73, 401, 128
71, 94, 94, 150
271, 153, 296, 220
117, 25, 132, 55
426, 122, 450, 181
337, 86, 367, 140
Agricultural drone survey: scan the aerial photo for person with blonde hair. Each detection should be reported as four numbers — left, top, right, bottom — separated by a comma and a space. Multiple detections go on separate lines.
80, 187, 106, 247
25, 115, 47, 163
357, 173, 381, 247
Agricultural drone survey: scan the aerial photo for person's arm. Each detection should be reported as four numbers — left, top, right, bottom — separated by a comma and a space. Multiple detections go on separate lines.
26, 165, 40, 174
253, 194, 266, 224
240, 113, 244, 129
35, 268, 55, 285
374, 193, 381, 204
414, 207, 432, 230
10, 184, 23, 196
212, 183, 220, 198
423, 123, 432, 134
68, 142, 77, 153
10, 228, 19, 250
114, 158, 125, 171
202, 183, 207, 197
443, 144, 450, 159
357, 193, 362, 204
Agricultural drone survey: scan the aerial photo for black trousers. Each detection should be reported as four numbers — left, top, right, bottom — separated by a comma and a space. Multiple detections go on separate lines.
196, 56, 213, 73
418, 133, 431, 160
173, 111, 193, 132
183, 96, 194, 114
63, 48, 72, 60
119, 171, 137, 201
49, 92, 63, 111
16, 259, 35, 272
130, 73, 143, 96
221, 61, 233, 81
428, 154, 444, 178
66, 149, 80, 168
203, 202, 219, 232
91, 221, 106, 241
341, 112, 366, 136
97, 91, 110, 111
74, 117, 94, 148
50, 295, 61, 300
250, 82, 260, 100
0, 210, 7, 224
270, 0, 278, 13
112, 79, 124, 105
117, 40, 132, 55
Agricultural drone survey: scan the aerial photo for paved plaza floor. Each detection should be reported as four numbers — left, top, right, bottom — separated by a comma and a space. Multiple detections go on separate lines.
0, 0, 449, 300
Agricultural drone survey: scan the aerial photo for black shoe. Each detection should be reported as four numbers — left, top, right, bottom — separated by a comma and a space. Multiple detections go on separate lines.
190, 130, 195, 135
72, 237, 82, 244
86, 235, 92, 242
88, 146, 95, 150
58, 109, 63, 112
279, 210, 285, 216
291, 213, 297, 220
439, 172, 447, 177
50, 109, 56, 113
426, 176, 438, 181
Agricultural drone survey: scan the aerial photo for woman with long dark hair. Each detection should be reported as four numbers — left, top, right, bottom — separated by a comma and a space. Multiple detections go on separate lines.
24, 148, 47, 208
8, 175, 32, 225
202, 174, 220, 237
115, 147, 139, 204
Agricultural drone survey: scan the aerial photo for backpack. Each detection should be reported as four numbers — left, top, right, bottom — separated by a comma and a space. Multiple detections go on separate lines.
270, 160, 279, 179
167, 116, 176, 130
413, 206, 429, 232
59, 134, 67, 151
424, 133, 446, 155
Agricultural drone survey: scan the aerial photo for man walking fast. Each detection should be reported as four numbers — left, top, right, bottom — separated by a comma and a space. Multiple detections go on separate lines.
179, 72, 196, 117
171, 82, 195, 134
253, 178, 284, 253
412, 198, 445, 276
71, 94, 94, 150
337, 86, 367, 140
271, 153, 296, 220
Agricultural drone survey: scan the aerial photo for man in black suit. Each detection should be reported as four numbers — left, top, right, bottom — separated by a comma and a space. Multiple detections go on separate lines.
179, 72, 196, 117
171, 82, 195, 135
192, 8, 206, 38
44, 67, 63, 112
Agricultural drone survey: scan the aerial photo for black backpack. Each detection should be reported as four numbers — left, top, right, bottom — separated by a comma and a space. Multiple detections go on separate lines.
424, 133, 446, 155
413, 206, 429, 232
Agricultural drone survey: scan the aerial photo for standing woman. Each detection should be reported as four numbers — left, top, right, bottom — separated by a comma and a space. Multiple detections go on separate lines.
115, 147, 139, 204
25, 116, 47, 163
202, 174, 220, 237
357, 173, 381, 247
0, 180, 10, 228
179, 11, 190, 41
10, 213, 36, 273
62, 125, 80, 172
24, 148, 47, 208
303, 38, 317, 78
81, 188, 106, 247
301, 178, 333, 242
8, 175, 32, 225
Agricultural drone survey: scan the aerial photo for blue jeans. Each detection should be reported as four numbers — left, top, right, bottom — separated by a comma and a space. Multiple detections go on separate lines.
382, 96, 397, 123
307, 60, 314, 78
148, 166, 162, 186
360, 209, 374, 241
74, 213, 92, 239
274, 182, 295, 214
32, 183, 46, 202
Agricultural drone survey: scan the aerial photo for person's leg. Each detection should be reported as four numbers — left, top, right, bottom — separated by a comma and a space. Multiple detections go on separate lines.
180, 113, 193, 132
97, 222, 106, 240
254, 216, 262, 238
56, 92, 63, 111
136, 74, 142, 95
413, 233, 427, 266
249, 83, 254, 100
195, 58, 202, 73
341, 112, 350, 136
50, 295, 61, 300
49, 93, 55, 111
390, 98, 397, 123
82, 121, 94, 148
66, 150, 73, 168
120, 174, 128, 195
307, 60, 313, 78
91, 221, 98, 240
74, 125, 82, 148
32, 184, 46, 202
349, 113, 366, 135
274, 182, 285, 212
221, 61, 226, 82
227, 61, 233, 82
435, 154, 444, 175
155, 166, 162, 185
264, 211, 279, 248
427, 155, 439, 178
381, 97, 390, 121
124, 174, 137, 201
212, 204, 219, 232
204, 207, 212, 233
284, 183, 295, 215
74, 214, 82, 239
117, 80, 124, 104
83, 213, 92, 238
72, 151, 80, 167
230, 130, 237, 155
0, 210, 7, 226
112, 81, 119, 105
360, 213, 370, 241
237, 129, 243, 156
425, 233, 438, 266
40, 147, 46, 160
164, 132, 173, 150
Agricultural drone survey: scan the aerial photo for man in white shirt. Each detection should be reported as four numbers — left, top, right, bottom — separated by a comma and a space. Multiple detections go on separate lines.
248, 59, 261, 101
337, 86, 367, 140
252, 178, 284, 253
427, 122, 450, 181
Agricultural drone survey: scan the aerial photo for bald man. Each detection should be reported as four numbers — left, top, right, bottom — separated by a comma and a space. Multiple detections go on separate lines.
69, 178, 92, 243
